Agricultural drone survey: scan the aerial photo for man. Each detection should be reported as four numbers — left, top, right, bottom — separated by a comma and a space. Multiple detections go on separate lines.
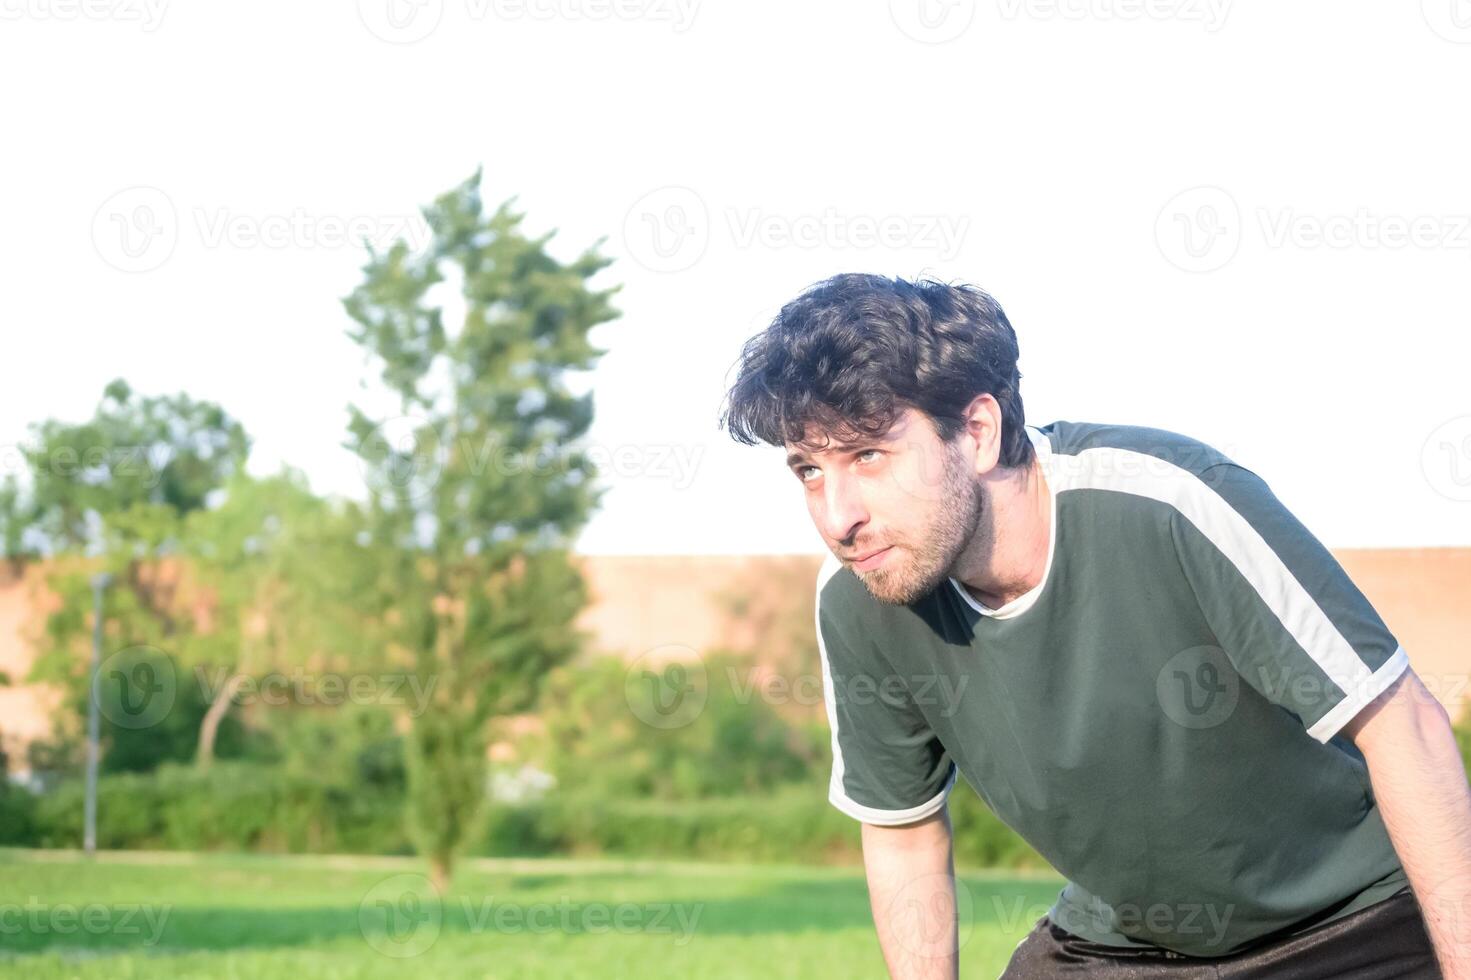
718, 273, 1471, 978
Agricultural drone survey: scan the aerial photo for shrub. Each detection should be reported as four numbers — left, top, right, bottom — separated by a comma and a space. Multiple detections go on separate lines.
475, 780, 1048, 869
27, 761, 408, 854
0, 782, 37, 846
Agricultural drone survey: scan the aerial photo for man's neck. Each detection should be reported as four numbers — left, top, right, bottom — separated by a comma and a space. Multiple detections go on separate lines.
952, 452, 1052, 610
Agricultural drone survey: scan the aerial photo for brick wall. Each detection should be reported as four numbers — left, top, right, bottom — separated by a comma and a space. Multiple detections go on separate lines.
3, 549, 1468, 768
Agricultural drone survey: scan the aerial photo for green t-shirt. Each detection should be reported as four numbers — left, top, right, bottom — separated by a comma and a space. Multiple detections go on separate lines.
814, 420, 1412, 957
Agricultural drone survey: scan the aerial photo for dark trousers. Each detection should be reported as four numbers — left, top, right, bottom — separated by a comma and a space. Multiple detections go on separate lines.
1000, 887, 1441, 978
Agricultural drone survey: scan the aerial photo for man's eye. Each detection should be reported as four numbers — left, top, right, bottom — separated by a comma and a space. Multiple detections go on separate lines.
797, 466, 819, 481
857, 449, 882, 463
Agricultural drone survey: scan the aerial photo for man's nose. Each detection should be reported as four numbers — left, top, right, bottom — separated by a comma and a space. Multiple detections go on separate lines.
819, 473, 867, 544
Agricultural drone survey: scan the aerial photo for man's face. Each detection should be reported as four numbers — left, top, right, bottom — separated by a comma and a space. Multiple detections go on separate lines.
786, 407, 985, 606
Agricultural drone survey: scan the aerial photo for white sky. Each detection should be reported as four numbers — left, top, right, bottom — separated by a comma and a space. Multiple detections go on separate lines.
3, 1, 1469, 554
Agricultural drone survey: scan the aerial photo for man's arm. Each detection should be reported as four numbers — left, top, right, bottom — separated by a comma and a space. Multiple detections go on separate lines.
860, 805, 960, 980
1345, 666, 1471, 979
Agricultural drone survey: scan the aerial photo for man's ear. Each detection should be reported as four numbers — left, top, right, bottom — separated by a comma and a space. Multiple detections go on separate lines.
957, 394, 1003, 473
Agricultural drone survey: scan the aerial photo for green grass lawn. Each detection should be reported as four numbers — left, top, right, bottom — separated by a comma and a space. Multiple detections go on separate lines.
0, 848, 1064, 978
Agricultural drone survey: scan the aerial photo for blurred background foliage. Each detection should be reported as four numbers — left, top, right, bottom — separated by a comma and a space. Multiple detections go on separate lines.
4, 170, 1458, 880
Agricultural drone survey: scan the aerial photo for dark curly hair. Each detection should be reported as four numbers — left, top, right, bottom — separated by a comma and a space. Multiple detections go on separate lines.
718, 273, 1033, 468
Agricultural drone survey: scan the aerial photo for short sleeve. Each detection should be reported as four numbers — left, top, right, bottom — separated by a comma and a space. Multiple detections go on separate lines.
814, 557, 957, 825
1168, 463, 1410, 743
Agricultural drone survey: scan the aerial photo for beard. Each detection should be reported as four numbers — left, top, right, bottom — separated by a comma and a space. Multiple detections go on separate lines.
853, 443, 986, 607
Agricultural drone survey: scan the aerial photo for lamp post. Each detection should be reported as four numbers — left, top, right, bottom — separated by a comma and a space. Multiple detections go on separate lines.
84, 571, 111, 856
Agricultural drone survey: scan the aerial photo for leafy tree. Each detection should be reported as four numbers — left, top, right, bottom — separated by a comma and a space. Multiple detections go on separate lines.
342, 169, 619, 890
19, 382, 250, 775
0, 473, 31, 565
531, 652, 821, 803
19, 378, 248, 555
181, 468, 377, 768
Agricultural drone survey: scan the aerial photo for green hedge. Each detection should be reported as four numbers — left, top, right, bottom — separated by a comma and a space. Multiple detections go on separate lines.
5, 761, 1048, 869
480, 786, 860, 863
25, 711, 1467, 868
477, 781, 1048, 869
20, 761, 408, 854
0, 782, 36, 845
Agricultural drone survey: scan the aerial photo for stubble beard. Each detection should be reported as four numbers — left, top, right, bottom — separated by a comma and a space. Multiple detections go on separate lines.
857, 445, 986, 607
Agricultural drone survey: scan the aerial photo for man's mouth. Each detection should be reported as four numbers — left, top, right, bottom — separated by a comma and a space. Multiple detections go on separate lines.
849, 546, 893, 571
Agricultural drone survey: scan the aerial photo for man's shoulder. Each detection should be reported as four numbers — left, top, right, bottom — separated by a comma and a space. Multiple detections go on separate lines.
1036, 419, 1239, 480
